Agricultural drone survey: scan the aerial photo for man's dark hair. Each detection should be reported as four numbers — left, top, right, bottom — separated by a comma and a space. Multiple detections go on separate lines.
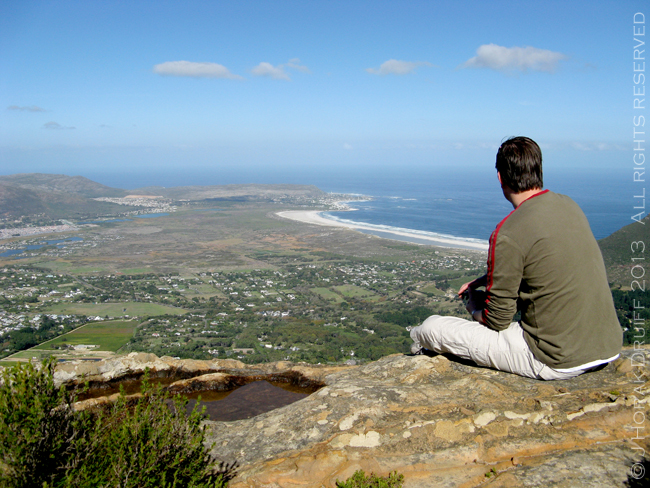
495, 136, 543, 193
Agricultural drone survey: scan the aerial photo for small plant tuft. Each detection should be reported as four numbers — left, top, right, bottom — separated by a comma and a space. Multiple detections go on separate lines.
335, 469, 404, 488
484, 467, 498, 478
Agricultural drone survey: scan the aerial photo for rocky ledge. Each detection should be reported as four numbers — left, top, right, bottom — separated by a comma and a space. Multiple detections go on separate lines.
54, 348, 649, 487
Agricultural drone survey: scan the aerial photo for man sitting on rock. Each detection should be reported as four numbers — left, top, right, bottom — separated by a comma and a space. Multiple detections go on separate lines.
410, 136, 622, 380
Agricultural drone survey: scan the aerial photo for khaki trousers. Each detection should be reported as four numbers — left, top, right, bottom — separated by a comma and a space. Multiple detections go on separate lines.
411, 315, 591, 380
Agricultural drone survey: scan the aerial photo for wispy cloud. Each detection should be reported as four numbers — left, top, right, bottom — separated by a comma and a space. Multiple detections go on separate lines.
43, 121, 75, 130
286, 58, 311, 73
366, 59, 433, 75
461, 44, 567, 73
7, 105, 47, 112
153, 61, 243, 79
570, 141, 625, 151
251, 59, 310, 81
251, 62, 290, 80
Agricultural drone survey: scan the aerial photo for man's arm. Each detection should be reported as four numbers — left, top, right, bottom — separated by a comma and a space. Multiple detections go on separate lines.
482, 233, 522, 331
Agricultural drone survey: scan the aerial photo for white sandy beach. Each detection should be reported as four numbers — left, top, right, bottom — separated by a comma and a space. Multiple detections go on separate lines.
276, 210, 489, 251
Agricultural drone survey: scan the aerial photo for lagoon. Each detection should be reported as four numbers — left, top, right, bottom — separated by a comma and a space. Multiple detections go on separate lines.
0, 237, 84, 258
135, 213, 169, 219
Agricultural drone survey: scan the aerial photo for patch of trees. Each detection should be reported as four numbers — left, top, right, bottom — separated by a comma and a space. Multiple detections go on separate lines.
0, 316, 84, 358
612, 289, 650, 346
377, 306, 436, 327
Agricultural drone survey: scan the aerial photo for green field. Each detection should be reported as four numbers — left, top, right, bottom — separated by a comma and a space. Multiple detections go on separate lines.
310, 287, 345, 303
0, 361, 25, 367
4, 350, 56, 361
449, 276, 475, 291
33, 320, 138, 352
184, 284, 219, 296
419, 284, 445, 296
334, 285, 378, 300
35, 261, 109, 274
44, 302, 188, 317
118, 267, 152, 274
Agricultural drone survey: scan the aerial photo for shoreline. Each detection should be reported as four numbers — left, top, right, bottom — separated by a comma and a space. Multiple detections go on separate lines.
276, 210, 489, 251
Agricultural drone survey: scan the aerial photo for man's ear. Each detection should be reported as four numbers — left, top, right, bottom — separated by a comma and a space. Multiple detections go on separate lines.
497, 171, 502, 186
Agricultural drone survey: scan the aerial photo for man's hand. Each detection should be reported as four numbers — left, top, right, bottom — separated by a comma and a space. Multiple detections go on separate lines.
457, 274, 488, 297
464, 288, 487, 324
458, 281, 472, 297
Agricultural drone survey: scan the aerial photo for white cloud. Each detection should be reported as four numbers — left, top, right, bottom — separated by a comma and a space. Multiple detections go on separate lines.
7, 105, 46, 112
153, 61, 243, 79
366, 59, 432, 75
343, 143, 353, 150
251, 62, 290, 80
461, 44, 567, 73
43, 121, 75, 130
250, 59, 311, 81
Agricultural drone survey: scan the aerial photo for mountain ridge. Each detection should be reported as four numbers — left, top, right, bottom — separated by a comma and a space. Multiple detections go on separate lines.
0, 173, 126, 198
0, 173, 326, 219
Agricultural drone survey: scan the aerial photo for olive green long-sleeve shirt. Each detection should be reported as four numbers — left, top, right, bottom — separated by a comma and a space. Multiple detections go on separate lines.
482, 190, 622, 369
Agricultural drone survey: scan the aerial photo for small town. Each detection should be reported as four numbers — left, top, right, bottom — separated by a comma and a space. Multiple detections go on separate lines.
0, 247, 485, 365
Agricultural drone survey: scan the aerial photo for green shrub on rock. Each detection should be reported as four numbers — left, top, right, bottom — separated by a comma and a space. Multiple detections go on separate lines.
0, 359, 229, 488
0, 358, 84, 488
63, 378, 226, 487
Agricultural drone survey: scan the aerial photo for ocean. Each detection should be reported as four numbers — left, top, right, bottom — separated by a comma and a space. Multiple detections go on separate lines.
316, 167, 635, 243
90, 166, 638, 242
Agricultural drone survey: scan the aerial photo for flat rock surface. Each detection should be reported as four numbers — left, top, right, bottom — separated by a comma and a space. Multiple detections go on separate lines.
52, 349, 650, 487
204, 349, 650, 487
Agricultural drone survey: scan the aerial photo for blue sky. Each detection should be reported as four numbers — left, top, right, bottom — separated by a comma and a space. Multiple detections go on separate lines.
0, 0, 645, 185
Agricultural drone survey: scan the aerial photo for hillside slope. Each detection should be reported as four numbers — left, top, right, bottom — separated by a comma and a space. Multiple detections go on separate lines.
0, 174, 328, 220
0, 173, 125, 198
598, 213, 649, 286
0, 175, 134, 219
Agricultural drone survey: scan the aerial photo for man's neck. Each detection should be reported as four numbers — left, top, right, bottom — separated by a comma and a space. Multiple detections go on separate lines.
506, 188, 544, 209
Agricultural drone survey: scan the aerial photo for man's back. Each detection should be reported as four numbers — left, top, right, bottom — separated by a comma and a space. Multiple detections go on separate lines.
411, 136, 622, 380
484, 190, 622, 369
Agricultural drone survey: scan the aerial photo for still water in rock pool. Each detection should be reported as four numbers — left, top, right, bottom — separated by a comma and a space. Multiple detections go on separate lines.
79, 379, 311, 422
183, 380, 309, 421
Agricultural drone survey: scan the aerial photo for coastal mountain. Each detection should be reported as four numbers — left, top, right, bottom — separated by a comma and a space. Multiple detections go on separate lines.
0, 173, 327, 220
0, 182, 132, 219
0, 174, 132, 219
0, 184, 51, 216
0, 173, 125, 198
